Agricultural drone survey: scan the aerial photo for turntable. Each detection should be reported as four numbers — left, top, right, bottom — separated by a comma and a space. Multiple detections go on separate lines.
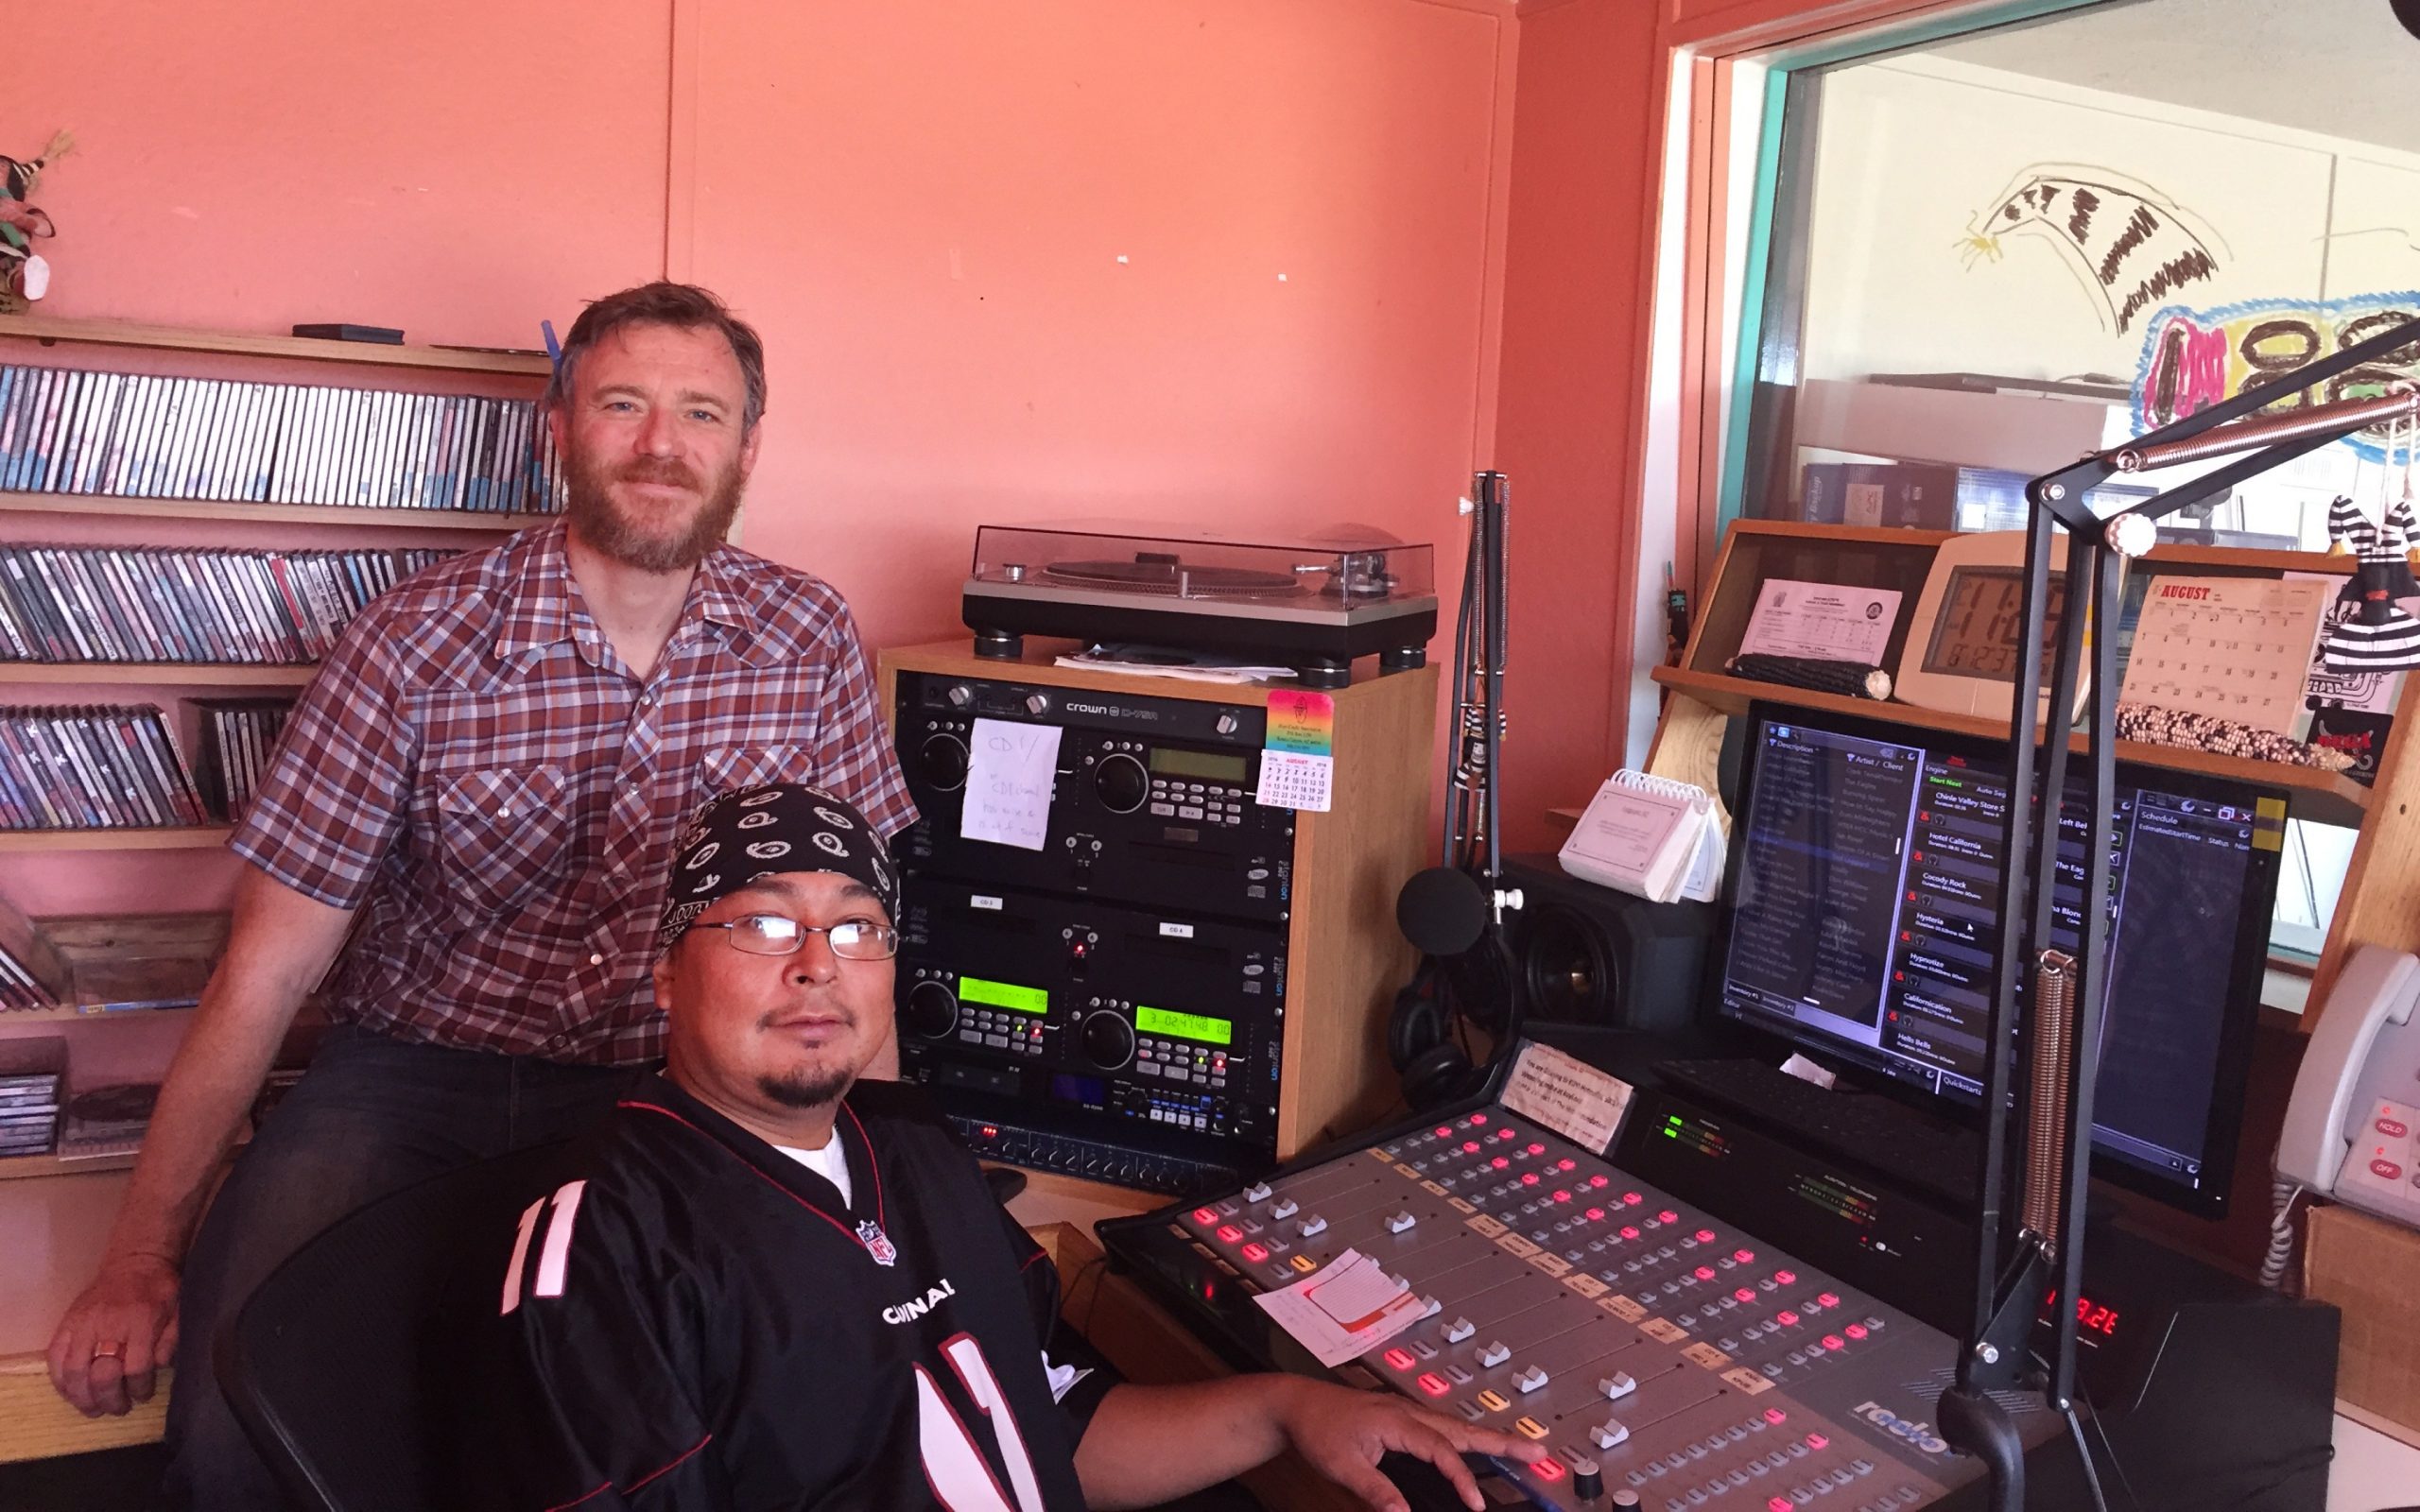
961, 522, 1437, 687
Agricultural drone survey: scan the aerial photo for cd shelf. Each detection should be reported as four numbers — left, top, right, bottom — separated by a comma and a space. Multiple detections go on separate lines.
0, 492, 546, 532
0, 312, 551, 377
0, 827, 234, 853
0, 664, 316, 687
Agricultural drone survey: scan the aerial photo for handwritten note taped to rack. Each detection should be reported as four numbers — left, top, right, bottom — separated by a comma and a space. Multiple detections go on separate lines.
1501, 1040, 1635, 1156
2119, 576, 2329, 735
961, 718, 1062, 851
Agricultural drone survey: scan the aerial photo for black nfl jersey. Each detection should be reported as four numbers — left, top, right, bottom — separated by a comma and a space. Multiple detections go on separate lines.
443, 1074, 1107, 1510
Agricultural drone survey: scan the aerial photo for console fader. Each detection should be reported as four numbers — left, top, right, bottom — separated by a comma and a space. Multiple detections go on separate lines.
1135, 1105, 2058, 1511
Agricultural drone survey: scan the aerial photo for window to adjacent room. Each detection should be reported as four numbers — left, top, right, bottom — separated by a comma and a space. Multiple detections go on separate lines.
1719, 0, 2420, 968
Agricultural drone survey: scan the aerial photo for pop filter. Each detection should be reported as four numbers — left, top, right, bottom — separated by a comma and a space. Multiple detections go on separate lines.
1396, 867, 1489, 956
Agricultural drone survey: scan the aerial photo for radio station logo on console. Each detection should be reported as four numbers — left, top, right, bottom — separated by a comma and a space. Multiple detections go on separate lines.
1852, 1401, 1949, 1456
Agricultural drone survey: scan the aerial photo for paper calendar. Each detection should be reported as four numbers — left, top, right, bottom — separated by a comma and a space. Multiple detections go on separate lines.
2118, 576, 2330, 735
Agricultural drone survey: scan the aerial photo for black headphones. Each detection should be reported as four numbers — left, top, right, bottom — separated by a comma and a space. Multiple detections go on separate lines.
1387, 868, 1518, 1109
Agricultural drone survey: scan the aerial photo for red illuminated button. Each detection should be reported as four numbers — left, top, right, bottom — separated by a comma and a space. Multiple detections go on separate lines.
1470, 1113, 1489, 1125
1417, 1372, 1451, 1398
2372, 1159, 2404, 1180
1241, 1244, 1270, 1263
1623, 1192, 1643, 1205
1436, 1125, 1454, 1139
1696, 1228, 1717, 1243
1590, 1175, 1610, 1188
1587, 1208, 1607, 1222
1806, 1434, 1830, 1451
1658, 1211, 1679, 1224
1845, 1324, 1869, 1341
1735, 1249, 1755, 1263
1553, 1191, 1573, 1203
1822, 1335, 1844, 1351
1774, 1270, 1797, 1286
1216, 1225, 1243, 1243
1620, 1226, 1641, 1240
1819, 1292, 1841, 1308
1521, 1172, 1541, 1186
1528, 1143, 1547, 1156
1383, 1349, 1417, 1371
1464, 1141, 1482, 1154
1532, 1459, 1566, 1483
1695, 1266, 1717, 1281
1492, 1157, 1511, 1170
1764, 1408, 1789, 1425
1558, 1158, 1578, 1171
2378, 1116, 2411, 1139
1770, 1499, 1792, 1512
1736, 1288, 1757, 1303
1193, 1208, 1219, 1225
1777, 1311, 1801, 1326
1497, 1128, 1517, 1141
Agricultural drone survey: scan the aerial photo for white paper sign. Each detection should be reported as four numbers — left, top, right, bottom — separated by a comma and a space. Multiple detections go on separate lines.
1251, 1249, 1426, 1366
1501, 1040, 1635, 1156
960, 718, 1062, 851
1254, 750, 1333, 812
1739, 579, 1901, 664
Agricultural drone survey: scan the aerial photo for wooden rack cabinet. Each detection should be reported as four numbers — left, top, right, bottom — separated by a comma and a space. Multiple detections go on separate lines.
0, 316, 557, 1460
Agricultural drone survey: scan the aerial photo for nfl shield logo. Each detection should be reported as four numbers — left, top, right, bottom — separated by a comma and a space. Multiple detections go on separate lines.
857, 1219, 898, 1267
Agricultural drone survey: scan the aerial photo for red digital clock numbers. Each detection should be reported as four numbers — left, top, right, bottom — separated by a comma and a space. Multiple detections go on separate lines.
2043, 1288, 2120, 1336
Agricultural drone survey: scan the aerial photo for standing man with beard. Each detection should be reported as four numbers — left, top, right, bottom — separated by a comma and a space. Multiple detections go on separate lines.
43, 283, 915, 1511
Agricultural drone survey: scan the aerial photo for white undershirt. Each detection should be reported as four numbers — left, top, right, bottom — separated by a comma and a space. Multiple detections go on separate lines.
774, 1137, 854, 1209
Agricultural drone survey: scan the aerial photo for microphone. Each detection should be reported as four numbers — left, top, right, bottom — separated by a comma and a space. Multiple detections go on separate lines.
2398, 0, 2420, 38
1396, 867, 1489, 956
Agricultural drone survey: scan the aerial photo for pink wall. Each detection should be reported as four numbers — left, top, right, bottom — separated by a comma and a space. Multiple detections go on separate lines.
691, 0, 1514, 658
5, 0, 1518, 919
1488, 0, 1667, 852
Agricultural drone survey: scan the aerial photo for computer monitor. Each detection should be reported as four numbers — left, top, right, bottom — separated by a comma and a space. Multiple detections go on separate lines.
1708, 702, 2285, 1216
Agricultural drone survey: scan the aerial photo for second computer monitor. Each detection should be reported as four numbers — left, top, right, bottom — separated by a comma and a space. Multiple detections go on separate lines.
1710, 703, 2284, 1216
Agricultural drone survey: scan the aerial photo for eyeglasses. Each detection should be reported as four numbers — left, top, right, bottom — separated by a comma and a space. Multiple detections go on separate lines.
692, 913, 901, 961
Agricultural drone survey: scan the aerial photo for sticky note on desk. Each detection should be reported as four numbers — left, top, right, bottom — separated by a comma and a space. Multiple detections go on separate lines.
961, 718, 1061, 851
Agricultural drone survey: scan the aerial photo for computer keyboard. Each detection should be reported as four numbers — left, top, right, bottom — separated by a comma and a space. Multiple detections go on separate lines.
1655, 1057, 1981, 1207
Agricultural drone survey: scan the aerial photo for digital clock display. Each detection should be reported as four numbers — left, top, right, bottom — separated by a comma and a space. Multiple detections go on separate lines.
2044, 1288, 2120, 1337
1923, 567, 2072, 682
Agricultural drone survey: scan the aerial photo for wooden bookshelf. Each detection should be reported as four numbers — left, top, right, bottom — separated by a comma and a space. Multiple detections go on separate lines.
0, 312, 550, 377
0, 1149, 134, 1183
0, 662, 315, 687
0, 491, 551, 532
1652, 663, 2373, 828
0, 827, 233, 854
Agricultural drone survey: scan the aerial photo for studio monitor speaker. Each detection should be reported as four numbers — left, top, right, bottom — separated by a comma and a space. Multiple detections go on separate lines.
1499, 854, 1713, 1035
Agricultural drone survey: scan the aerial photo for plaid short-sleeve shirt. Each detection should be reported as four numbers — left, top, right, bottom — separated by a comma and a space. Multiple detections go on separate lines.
232, 520, 916, 1064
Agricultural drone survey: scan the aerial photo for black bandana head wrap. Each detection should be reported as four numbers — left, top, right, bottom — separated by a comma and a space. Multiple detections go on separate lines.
656, 783, 900, 954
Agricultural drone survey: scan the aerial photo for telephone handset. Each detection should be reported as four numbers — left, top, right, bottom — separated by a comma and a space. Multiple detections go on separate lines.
2277, 943, 2420, 1228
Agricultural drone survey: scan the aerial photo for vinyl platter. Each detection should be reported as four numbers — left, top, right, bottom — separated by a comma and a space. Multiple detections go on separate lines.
963, 524, 1437, 687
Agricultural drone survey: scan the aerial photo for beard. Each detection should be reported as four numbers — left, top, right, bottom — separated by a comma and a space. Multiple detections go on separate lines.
563, 444, 746, 573
756, 1064, 853, 1110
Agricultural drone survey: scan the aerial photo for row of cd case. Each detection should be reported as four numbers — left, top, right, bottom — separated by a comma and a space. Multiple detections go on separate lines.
0, 544, 455, 665
0, 363, 568, 514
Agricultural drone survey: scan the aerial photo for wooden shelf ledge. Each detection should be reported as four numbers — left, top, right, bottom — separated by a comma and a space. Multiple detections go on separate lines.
0, 1150, 135, 1182
0, 312, 550, 377
0, 663, 316, 687
0, 491, 551, 532
0, 827, 234, 854
1652, 665, 2370, 828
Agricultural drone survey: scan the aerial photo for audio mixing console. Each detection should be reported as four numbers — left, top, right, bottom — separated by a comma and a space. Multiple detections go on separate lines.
1104, 1081, 2338, 1511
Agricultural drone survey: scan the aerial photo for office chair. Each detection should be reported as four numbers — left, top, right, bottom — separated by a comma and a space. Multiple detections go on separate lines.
215, 1139, 581, 1512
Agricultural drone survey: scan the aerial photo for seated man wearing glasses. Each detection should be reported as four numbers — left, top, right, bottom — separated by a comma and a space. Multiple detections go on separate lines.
459, 782, 1512, 1512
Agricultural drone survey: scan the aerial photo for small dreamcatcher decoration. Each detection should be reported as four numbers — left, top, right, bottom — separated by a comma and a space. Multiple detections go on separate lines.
2323, 403, 2420, 673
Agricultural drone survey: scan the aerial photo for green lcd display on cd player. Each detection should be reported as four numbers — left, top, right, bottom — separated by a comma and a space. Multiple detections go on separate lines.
1136, 1005, 1234, 1045
959, 976, 1048, 1014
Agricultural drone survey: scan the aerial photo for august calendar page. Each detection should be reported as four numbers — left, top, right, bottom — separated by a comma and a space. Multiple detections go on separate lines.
2118, 576, 2330, 734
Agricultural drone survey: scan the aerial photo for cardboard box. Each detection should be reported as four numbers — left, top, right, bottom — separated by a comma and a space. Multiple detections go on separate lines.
2305, 1200, 2420, 1435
